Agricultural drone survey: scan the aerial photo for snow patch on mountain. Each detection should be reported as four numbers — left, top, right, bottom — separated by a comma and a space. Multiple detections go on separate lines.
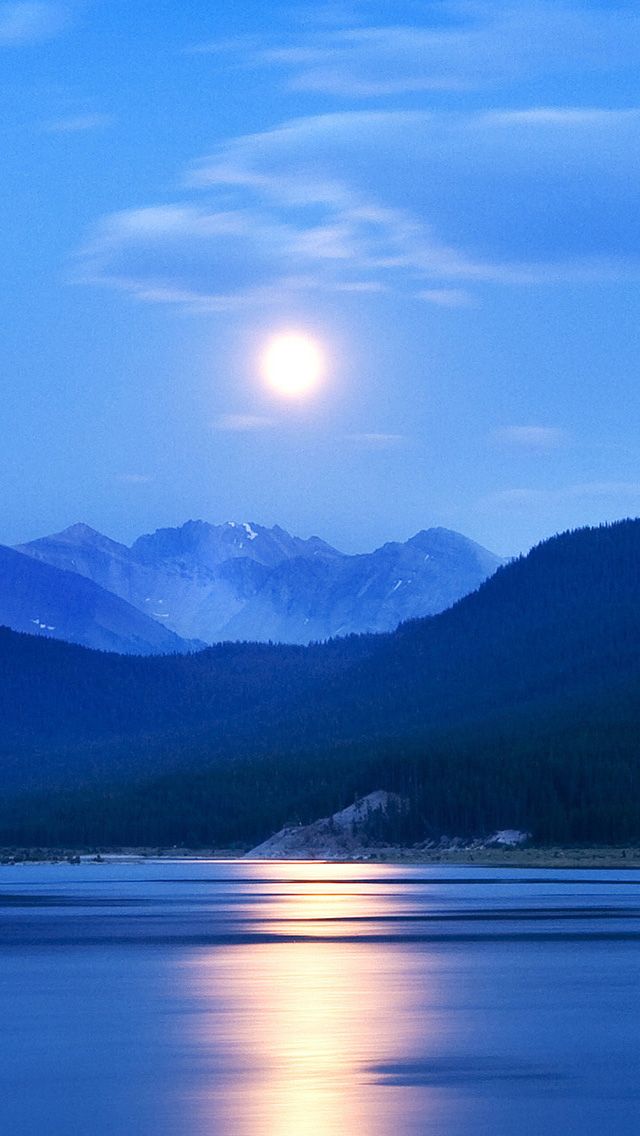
15, 520, 504, 646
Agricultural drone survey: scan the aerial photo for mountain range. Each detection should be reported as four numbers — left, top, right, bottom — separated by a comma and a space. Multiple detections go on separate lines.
0, 519, 638, 848
12, 519, 503, 650
0, 544, 190, 656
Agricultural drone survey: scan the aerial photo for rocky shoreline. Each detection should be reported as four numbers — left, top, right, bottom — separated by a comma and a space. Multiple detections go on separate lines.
1, 794, 639, 870
2, 845, 640, 869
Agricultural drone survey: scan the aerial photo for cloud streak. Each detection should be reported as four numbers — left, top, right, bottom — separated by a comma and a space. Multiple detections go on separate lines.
345, 432, 405, 448
481, 482, 640, 511
493, 426, 569, 450
0, 2, 65, 45
212, 414, 274, 432
77, 100, 640, 312
418, 288, 477, 308
43, 113, 112, 134
252, 3, 640, 99
114, 473, 152, 485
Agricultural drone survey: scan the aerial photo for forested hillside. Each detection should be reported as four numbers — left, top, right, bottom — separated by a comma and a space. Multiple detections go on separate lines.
1, 519, 639, 846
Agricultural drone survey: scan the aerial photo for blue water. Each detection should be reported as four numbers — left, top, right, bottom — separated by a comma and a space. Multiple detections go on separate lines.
1, 860, 639, 1135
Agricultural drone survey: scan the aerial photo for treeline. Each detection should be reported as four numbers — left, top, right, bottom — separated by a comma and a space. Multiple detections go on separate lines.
1, 519, 640, 845
1, 674, 638, 848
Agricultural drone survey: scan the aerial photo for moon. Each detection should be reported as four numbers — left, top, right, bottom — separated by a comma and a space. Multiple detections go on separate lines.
261, 332, 324, 398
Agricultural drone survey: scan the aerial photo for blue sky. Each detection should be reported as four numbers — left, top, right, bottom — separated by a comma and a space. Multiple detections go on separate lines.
1, 0, 639, 555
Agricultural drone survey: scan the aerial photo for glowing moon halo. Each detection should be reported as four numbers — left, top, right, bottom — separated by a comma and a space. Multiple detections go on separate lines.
261, 332, 324, 398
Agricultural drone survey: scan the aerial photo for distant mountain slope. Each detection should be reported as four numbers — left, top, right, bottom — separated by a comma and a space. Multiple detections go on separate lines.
0, 544, 194, 655
2, 519, 638, 760
1, 520, 639, 846
222, 527, 503, 641
131, 518, 341, 569
17, 522, 258, 643
17, 520, 502, 644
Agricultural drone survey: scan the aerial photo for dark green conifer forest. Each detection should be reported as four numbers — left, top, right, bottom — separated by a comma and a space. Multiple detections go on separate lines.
1, 520, 639, 847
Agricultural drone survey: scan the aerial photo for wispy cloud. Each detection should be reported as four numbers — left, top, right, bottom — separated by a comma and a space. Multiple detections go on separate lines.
43, 113, 112, 134
185, 34, 262, 57
493, 425, 569, 450
418, 288, 477, 308
0, 2, 65, 45
345, 431, 405, 448
481, 482, 640, 511
245, 4, 640, 99
287, 3, 373, 31
77, 204, 320, 310
77, 101, 640, 312
484, 107, 640, 127
114, 473, 152, 485
212, 414, 274, 432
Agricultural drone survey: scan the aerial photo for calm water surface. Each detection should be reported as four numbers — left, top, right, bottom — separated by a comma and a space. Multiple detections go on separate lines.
1, 860, 639, 1135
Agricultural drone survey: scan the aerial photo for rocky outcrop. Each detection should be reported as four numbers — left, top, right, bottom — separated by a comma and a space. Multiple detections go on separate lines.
245, 796, 531, 860
244, 790, 407, 859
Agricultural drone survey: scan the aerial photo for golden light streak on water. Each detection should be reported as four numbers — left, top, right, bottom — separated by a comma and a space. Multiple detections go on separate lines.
181, 872, 443, 1135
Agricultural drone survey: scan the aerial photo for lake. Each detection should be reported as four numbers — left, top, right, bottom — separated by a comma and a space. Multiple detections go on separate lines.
1, 860, 639, 1135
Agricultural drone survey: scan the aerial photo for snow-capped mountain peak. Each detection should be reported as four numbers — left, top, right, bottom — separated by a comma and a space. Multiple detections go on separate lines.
13, 519, 504, 647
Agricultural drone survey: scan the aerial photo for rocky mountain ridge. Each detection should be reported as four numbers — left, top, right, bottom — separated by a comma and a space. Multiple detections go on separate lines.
0, 544, 193, 655
0, 519, 638, 847
15, 519, 503, 647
